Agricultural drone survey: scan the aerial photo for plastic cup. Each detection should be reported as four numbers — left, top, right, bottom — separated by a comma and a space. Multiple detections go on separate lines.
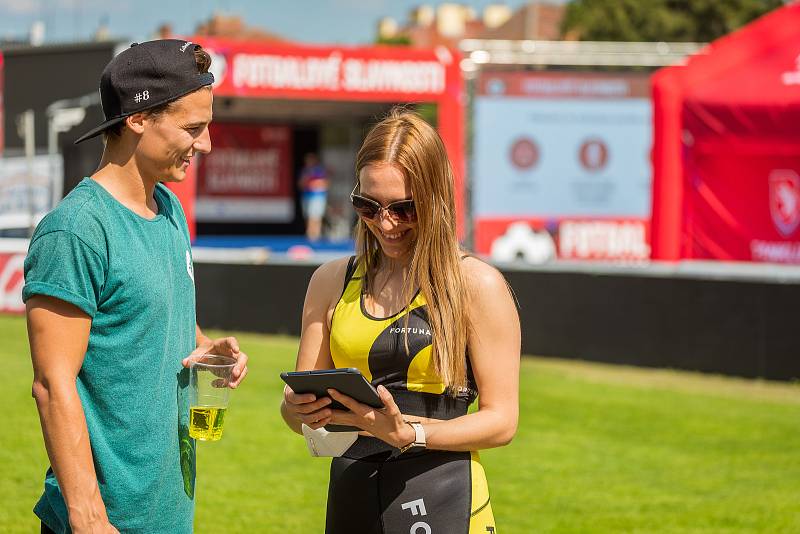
188, 354, 236, 441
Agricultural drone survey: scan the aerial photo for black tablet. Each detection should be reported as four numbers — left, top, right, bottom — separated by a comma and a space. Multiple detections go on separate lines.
280, 368, 383, 432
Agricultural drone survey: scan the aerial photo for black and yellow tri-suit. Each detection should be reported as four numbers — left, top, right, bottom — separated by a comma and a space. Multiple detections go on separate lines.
326, 257, 497, 534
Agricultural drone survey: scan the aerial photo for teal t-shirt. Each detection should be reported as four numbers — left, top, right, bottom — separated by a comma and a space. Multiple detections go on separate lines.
23, 178, 197, 533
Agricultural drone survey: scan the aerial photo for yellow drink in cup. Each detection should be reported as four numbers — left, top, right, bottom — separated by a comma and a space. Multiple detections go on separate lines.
189, 354, 236, 442
189, 406, 227, 441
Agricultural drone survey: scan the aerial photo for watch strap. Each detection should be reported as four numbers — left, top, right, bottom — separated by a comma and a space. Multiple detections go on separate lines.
398, 421, 426, 453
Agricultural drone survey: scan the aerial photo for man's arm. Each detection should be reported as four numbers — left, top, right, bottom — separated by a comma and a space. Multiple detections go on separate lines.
195, 324, 212, 348
27, 295, 118, 533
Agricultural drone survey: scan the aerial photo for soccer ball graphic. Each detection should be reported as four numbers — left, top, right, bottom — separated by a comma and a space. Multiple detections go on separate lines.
490, 222, 556, 264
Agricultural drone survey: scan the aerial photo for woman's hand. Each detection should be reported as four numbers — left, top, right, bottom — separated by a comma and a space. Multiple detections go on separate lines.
327, 386, 415, 448
283, 385, 333, 430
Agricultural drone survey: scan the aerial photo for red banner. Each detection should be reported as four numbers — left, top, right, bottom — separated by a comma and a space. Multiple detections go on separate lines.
475, 217, 650, 263
196, 122, 293, 223
478, 71, 650, 99
194, 38, 459, 103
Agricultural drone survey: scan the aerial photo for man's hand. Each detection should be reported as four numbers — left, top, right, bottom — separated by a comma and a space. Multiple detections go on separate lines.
182, 336, 248, 388
71, 516, 120, 534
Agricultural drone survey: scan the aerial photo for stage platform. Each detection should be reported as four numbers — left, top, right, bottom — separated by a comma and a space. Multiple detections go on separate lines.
192, 235, 355, 261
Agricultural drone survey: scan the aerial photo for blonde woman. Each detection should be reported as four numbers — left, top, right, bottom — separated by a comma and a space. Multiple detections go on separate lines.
281, 109, 520, 533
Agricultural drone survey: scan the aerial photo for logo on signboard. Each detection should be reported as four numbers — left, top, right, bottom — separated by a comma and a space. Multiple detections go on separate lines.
0, 254, 26, 313
769, 169, 800, 237
509, 137, 539, 170
486, 78, 506, 95
490, 222, 556, 264
579, 138, 608, 172
781, 53, 800, 86
559, 219, 649, 261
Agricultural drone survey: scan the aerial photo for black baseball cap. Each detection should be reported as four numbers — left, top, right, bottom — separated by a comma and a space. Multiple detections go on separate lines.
75, 39, 215, 144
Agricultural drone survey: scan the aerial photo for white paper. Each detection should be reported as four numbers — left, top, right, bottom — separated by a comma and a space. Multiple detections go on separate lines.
301, 424, 358, 457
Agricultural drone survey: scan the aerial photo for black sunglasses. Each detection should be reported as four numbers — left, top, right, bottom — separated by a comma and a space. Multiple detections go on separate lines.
350, 184, 416, 223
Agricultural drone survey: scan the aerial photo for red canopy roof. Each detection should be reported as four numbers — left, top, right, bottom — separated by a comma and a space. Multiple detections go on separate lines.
651, 3, 800, 260
686, 6, 800, 107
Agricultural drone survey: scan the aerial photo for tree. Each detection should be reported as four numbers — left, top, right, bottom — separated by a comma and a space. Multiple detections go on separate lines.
562, 0, 785, 42
375, 35, 411, 46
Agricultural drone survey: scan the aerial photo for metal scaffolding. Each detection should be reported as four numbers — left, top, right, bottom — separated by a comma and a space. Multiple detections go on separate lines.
459, 39, 705, 70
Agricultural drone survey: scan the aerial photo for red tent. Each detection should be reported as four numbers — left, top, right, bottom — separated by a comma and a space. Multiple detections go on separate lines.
651, 3, 800, 262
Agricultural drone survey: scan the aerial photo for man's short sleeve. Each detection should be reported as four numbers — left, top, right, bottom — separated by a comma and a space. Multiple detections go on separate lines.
23, 230, 107, 317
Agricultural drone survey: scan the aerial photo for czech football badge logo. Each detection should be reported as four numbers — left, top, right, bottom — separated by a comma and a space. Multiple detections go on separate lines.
769, 169, 800, 237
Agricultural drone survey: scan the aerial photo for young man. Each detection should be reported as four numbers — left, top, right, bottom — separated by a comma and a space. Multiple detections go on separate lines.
24, 39, 248, 534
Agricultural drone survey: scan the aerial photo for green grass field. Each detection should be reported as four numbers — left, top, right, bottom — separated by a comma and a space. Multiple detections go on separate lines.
2, 314, 799, 533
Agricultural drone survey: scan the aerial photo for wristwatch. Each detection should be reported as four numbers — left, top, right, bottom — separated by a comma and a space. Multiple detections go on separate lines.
398, 421, 426, 453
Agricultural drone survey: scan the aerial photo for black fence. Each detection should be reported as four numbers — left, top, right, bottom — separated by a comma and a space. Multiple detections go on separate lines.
195, 261, 800, 381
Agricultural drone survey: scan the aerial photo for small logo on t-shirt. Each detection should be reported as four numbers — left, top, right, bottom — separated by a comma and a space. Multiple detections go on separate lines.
186, 250, 194, 283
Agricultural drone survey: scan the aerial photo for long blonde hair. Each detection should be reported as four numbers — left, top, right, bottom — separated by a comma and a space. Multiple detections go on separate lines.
355, 108, 469, 394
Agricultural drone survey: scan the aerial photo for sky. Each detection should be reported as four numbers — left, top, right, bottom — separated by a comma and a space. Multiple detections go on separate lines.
0, 0, 566, 46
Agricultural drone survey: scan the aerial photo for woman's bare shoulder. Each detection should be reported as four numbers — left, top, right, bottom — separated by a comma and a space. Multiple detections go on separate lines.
460, 255, 507, 295
460, 255, 519, 331
307, 256, 355, 300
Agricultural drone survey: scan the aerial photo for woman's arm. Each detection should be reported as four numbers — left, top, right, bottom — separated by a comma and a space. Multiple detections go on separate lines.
280, 258, 349, 434
417, 259, 520, 450
328, 258, 521, 451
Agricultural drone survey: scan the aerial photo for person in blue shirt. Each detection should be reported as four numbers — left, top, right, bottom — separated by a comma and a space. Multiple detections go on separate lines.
24, 39, 249, 534
298, 152, 329, 241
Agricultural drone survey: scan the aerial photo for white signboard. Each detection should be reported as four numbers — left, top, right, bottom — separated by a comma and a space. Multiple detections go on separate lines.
474, 93, 651, 217
472, 72, 652, 261
0, 155, 62, 231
